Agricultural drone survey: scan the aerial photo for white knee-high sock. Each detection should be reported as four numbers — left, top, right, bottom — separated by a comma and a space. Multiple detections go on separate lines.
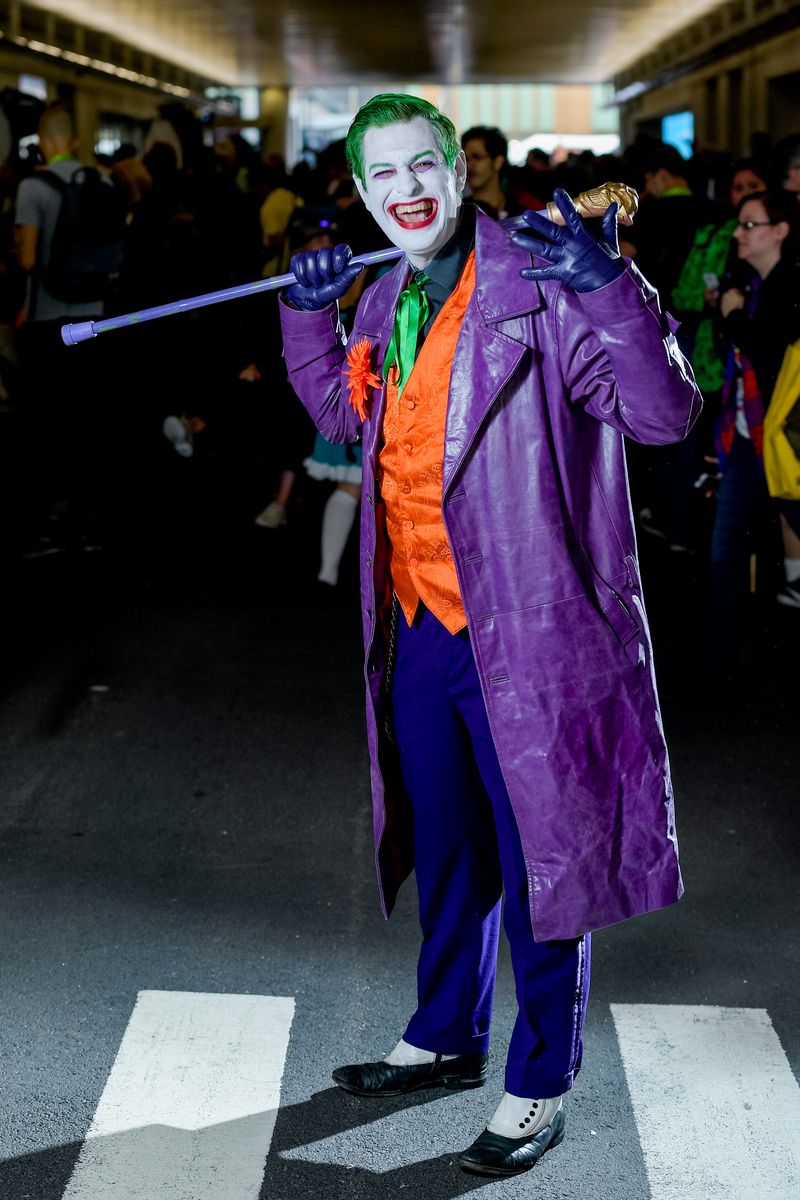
318, 489, 358, 586
384, 1038, 458, 1065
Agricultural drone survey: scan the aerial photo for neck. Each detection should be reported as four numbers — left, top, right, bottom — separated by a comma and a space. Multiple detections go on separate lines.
756, 251, 782, 280
405, 212, 461, 269
471, 181, 504, 210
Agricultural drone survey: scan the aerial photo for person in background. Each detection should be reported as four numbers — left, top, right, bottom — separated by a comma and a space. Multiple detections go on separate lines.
622, 141, 712, 551
460, 125, 522, 221
771, 134, 800, 200
256, 157, 301, 278
669, 159, 769, 498
299, 219, 371, 587
711, 189, 800, 667
14, 105, 111, 553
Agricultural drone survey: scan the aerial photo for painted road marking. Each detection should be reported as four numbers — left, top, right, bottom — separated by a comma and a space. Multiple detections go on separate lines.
61, 990, 295, 1200
612, 1004, 800, 1200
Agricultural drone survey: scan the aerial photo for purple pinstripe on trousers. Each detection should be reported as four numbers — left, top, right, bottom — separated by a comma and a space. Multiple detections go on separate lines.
391, 605, 591, 1098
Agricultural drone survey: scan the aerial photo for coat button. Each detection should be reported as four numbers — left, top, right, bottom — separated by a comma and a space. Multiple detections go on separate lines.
366, 555, 373, 566
406, 400, 416, 410
404, 519, 414, 530
402, 484, 411, 495
409, 556, 419, 567
404, 442, 412, 453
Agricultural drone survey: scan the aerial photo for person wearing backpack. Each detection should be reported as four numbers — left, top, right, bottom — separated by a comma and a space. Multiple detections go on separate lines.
14, 105, 125, 554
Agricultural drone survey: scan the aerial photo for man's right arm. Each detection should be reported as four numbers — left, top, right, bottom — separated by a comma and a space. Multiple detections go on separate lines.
14, 178, 41, 273
14, 224, 37, 273
279, 243, 366, 445
280, 300, 363, 444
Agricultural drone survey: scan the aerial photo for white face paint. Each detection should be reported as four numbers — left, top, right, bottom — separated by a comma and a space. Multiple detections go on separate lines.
354, 117, 466, 268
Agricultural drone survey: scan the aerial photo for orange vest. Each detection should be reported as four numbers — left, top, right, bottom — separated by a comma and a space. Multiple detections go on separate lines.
378, 251, 476, 634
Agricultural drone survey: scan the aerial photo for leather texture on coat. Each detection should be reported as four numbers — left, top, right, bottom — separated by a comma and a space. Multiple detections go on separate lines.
279, 209, 702, 941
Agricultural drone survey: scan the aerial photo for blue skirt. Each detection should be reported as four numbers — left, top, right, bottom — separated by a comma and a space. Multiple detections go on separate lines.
304, 431, 362, 484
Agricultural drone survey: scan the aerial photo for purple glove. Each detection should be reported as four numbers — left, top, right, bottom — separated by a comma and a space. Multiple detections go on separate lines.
285, 243, 364, 312
511, 189, 626, 294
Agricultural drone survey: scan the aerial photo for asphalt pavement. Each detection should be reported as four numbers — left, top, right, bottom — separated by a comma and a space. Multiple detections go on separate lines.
1, 493, 798, 1200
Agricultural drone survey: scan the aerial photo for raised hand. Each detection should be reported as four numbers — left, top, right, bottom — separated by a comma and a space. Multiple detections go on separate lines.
285, 243, 364, 312
511, 189, 626, 294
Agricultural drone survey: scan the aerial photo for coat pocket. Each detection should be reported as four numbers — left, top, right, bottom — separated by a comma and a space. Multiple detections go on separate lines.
574, 544, 640, 648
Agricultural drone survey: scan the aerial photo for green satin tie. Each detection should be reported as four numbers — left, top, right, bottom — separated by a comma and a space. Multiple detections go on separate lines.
382, 273, 430, 397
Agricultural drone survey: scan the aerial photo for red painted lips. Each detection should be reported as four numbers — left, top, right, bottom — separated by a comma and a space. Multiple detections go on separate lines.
388, 198, 438, 230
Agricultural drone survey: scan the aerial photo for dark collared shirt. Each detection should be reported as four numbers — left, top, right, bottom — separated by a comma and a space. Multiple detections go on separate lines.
410, 204, 476, 347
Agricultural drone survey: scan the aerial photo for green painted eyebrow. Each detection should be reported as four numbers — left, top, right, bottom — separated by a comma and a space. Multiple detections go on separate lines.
367, 149, 439, 173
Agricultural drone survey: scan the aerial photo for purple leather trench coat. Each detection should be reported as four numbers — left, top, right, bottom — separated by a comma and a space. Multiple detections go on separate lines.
280, 209, 702, 942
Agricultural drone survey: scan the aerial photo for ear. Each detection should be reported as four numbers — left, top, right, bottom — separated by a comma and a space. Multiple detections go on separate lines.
353, 173, 371, 211
774, 219, 790, 242
454, 149, 467, 195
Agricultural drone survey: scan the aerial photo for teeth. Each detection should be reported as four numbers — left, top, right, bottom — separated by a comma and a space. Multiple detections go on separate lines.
395, 202, 431, 215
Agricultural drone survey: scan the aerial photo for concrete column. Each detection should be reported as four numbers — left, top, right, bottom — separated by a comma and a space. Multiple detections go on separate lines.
715, 71, 731, 152
742, 59, 768, 152
260, 86, 290, 161
73, 87, 99, 163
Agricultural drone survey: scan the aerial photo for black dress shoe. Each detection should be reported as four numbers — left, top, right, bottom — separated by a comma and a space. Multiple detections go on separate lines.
331, 1052, 488, 1097
456, 1105, 565, 1176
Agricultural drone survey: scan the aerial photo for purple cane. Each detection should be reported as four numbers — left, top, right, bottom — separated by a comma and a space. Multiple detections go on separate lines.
60, 246, 405, 346
61, 185, 637, 347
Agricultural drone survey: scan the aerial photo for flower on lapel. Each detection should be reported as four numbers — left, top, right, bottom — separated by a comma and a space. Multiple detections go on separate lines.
344, 337, 381, 422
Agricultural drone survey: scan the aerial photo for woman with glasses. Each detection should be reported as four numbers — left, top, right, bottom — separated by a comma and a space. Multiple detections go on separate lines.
710, 190, 800, 670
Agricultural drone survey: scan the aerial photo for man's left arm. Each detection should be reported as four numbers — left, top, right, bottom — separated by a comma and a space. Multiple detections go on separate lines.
513, 190, 702, 445
556, 266, 701, 444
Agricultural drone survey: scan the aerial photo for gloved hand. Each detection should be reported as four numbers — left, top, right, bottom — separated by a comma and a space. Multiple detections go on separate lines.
285, 243, 364, 312
511, 189, 626, 294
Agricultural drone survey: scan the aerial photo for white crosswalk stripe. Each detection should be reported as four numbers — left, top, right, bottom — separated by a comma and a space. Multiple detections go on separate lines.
61, 990, 295, 1200
58, 997, 800, 1195
611, 1004, 800, 1200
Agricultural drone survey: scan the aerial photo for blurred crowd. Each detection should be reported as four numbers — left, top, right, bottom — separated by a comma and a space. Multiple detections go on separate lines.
1, 95, 799, 679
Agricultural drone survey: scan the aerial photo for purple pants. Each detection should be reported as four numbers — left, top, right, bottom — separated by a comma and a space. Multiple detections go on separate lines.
391, 605, 590, 1098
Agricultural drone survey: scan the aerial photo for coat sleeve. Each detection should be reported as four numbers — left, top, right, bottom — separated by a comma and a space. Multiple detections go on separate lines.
278, 296, 364, 445
554, 262, 702, 445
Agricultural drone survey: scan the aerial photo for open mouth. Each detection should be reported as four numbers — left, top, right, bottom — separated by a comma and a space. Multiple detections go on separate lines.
388, 198, 438, 230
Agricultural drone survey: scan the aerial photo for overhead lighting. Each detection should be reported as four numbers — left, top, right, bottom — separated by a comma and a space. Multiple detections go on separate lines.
612, 81, 649, 104
0, 30, 191, 98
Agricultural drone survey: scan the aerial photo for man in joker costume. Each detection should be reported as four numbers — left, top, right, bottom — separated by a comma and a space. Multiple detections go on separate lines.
280, 94, 700, 1178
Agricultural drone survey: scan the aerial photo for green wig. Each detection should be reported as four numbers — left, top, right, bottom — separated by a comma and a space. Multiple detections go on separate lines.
346, 93, 461, 186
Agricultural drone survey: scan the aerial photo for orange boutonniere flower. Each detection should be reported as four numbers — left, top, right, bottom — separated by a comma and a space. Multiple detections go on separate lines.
344, 338, 381, 422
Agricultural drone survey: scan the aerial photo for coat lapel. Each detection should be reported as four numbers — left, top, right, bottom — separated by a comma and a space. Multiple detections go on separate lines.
352, 209, 545, 486
442, 210, 545, 495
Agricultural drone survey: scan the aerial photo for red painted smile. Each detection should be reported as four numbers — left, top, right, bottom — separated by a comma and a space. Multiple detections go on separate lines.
388, 198, 438, 230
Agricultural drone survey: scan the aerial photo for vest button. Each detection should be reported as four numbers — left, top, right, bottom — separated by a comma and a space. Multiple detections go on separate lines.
404, 442, 413, 453
402, 484, 411, 495
409, 557, 419, 568
404, 519, 414, 530
406, 400, 416, 410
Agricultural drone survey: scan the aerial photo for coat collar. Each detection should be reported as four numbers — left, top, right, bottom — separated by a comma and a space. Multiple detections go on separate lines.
471, 207, 545, 325
354, 206, 546, 482
356, 204, 544, 344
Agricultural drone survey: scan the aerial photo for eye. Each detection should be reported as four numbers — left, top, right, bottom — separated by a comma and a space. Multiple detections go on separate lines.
371, 169, 394, 180
412, 159, 436, 173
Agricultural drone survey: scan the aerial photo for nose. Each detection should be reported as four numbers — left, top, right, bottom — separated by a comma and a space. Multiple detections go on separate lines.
394, 166, 421, 198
